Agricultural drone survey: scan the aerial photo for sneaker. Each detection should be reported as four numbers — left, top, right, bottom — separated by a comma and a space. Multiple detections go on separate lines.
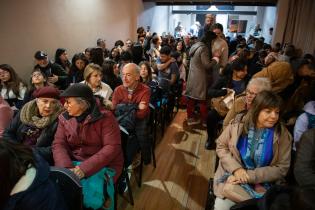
187, 118, 201, 126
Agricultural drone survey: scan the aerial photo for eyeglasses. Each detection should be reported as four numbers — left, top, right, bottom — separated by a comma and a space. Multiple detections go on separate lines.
246, 89, 258, 97
0, 71, 10, 75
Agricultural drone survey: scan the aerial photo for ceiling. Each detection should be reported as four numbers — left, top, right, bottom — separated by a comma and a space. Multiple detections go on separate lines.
142, 0, 277, 6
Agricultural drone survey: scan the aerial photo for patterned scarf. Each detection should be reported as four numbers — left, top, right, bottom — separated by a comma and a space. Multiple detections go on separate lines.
20, 99, 64, 129
237, 127, 274, 198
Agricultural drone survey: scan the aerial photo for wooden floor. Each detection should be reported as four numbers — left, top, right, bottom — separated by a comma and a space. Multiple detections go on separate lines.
117, 109, 217, 210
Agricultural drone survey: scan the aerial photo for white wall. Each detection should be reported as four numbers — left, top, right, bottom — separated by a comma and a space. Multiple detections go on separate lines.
138, 4, 276, 42
257, 6, 277, 43
138, 4, 197, 36
0, 0, 143, 80
138, 3, 170, 36
171, 5, 196, 35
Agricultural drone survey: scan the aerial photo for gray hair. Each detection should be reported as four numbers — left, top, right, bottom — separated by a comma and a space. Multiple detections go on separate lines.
135, 65, 140, 75
247, 77, 272, 92
73, 97, 91, 110
123, 63, 140, 75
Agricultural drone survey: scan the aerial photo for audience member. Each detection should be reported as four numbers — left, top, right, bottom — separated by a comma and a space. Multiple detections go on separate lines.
102, 59, 122, 91
294, 128, 315, 190
223, 77, 272, 129
205, 58, 248, 149
53, 83, 123, 183
3, 86, 63, 164
54, 48, 71, 74
112, 63, 151, 166
0, 64, 27, 109
0, 140, 67, 210
139, 61, 153, 84
34, 51, 68, 90
253, 61, 294, 94
68, 52, 88, 84
293, 100, 315, 150
90, 47, 104, 67
22, 69, 50, 105
81, 63, 113, 107
97, 38, 110, 58
213, 91, 292, 210
0, 96, 13, 138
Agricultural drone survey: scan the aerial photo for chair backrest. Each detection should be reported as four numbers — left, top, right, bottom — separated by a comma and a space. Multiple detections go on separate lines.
50, 167, 83, 210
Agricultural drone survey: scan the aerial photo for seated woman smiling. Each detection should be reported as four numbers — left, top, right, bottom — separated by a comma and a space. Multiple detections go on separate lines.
213, 90, 292, 210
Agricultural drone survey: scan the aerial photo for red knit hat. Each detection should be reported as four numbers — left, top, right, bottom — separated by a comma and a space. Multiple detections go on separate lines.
32, 86, 60, 99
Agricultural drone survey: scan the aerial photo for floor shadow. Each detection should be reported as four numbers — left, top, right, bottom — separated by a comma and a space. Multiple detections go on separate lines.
173, 147, 200, 159
173, 131, 189, 144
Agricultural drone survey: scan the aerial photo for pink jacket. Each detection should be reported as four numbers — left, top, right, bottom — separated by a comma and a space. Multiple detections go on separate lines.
0, 96, 13, 138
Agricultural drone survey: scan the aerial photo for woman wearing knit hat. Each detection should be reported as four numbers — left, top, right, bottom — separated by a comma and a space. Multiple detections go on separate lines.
52, 83, 123, 209
80, 63, 113, 109
3, 86, 64, 164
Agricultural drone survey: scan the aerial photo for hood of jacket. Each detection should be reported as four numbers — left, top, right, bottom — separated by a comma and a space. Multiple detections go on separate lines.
189, 42, 206, 57
303, 101, 315, 115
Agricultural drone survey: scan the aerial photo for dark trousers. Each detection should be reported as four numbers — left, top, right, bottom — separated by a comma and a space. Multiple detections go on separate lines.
206, 109, 224, 144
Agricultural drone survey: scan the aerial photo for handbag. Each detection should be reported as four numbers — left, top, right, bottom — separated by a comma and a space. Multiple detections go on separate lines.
211, 90, 235, 117
222, 183, 252, 203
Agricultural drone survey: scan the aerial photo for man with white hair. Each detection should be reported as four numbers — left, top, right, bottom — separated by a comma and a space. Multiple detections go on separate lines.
112, 63, 151, 167
112, 63, 150, 118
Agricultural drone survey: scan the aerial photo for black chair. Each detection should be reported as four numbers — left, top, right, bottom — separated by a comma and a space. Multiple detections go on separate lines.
116, 126, 134, 206
50, 166, 83, 210
135, 104, 158, 188
149, 103, 157, 168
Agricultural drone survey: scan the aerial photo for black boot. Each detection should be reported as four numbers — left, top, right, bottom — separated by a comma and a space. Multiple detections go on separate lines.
205, 139, 216, 150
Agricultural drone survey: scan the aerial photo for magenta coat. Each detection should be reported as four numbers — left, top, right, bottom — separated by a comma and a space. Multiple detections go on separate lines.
0, 96, 13, 138
52, 104, 123, 182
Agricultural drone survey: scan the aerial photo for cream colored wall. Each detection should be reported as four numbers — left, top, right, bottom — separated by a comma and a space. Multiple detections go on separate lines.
273, 0, 289, 46
0, 0, 143, 81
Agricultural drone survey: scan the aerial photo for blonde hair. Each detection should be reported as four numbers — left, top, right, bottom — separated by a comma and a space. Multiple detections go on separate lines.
83, 63, 102, 81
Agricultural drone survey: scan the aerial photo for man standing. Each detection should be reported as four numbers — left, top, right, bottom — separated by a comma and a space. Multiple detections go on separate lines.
198, 14, 216, 39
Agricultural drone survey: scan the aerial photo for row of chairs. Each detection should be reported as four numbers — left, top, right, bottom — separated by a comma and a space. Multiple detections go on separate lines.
48, 88, 181, 209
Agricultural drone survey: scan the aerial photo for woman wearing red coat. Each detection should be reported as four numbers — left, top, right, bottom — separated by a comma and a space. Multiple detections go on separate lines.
52, 83, 123, 183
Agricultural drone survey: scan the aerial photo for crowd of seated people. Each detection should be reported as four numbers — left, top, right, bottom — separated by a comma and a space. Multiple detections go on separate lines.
0, 16, 315, 209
